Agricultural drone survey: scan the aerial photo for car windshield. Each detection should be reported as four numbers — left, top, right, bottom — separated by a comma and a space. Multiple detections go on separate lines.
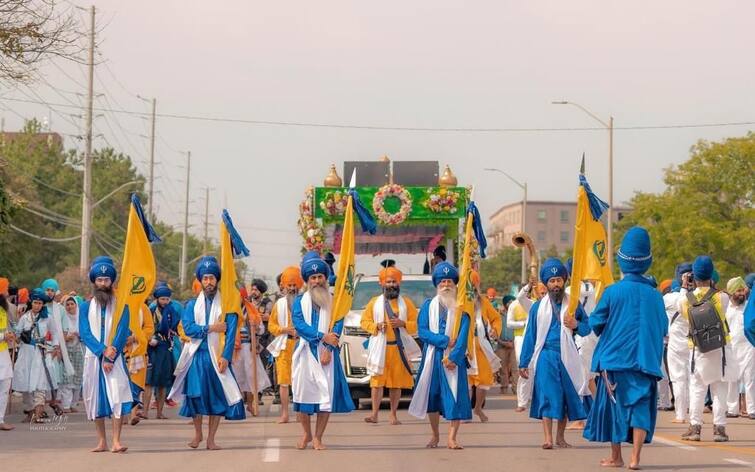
352, 279, 437, 310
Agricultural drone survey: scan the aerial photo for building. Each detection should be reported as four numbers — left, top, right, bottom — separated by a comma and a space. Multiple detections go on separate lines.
487, 200, 631, 256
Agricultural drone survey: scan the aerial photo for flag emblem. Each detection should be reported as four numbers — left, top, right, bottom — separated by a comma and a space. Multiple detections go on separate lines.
130, 276, 146, 295
592, 240, 607, 266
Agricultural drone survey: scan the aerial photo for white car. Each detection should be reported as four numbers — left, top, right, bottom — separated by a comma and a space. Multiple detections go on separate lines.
339, 273, 436, 409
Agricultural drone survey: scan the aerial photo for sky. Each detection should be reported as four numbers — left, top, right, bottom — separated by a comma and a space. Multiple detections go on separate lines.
3, 0, 753, 281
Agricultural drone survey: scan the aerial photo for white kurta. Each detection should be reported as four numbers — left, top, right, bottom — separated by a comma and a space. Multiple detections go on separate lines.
567, 282, 598, 379
12, 312, 59, 392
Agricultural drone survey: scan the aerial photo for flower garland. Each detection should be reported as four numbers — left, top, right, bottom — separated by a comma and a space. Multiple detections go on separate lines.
319, 189, 347, 217
372, 184, 412, 225
298, 186, 327, 253
423, 187, 460, 214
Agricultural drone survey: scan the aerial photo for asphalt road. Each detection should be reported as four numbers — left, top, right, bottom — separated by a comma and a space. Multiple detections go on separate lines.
2, 392, 755, 471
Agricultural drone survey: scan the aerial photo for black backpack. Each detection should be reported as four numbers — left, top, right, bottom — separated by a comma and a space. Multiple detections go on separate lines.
686, 288, 728, 373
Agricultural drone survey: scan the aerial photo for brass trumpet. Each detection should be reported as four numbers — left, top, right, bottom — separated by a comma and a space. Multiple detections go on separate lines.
512, 231, 540, 299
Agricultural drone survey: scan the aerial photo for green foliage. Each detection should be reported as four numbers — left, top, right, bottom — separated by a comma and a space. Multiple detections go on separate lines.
616, 132, 755, 282
479, 247, 523, 295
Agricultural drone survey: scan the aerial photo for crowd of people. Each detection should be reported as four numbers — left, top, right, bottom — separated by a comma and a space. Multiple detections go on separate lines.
0, 225, 753, 469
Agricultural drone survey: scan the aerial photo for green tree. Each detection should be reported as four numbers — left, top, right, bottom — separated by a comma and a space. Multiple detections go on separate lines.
616, 132, 755, 282
479, 247, 523, 295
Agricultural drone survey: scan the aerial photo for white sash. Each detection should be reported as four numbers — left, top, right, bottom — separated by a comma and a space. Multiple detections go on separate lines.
267, 297, 290, 358
475, 305, 501, 373
291, 292, 333, 410
168, 292, 243, 406
366, 295, 422, 376
48, 302, 74, 376
528, 294, 588, 396
83, 299, 133, 420
409, 296, 458, 419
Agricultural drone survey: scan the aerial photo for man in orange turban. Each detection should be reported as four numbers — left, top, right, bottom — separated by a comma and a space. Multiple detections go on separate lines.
467, 271, 503, 422
267, 266, 304, 423
361, 265, 420, 425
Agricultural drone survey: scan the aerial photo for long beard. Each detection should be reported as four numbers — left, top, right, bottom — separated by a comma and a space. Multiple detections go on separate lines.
94, 286, 114, 307
438, 287, 457, 309
309, 285, 332, 311
548, 287, 564, 303
203, 285, 217, 298
285, 292, 296, 311
384, 286, 400, 300
733, 294, 747, 306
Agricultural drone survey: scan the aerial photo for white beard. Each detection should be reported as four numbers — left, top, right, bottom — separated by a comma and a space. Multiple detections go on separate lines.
437, 287, 457, 310
309, 285, 332, 311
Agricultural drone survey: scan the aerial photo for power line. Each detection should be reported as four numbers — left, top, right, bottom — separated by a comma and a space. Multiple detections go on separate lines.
3, 96, 754, 133
9, 224, 81, 242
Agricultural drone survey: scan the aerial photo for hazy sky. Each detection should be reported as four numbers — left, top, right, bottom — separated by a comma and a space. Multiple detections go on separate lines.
4, 0, 753, 280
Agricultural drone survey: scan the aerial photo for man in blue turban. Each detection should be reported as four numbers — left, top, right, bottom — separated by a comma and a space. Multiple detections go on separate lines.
680, 255, 738, 443
144, 282, 182, 420
408, 261, 472, 450
168, 255, 245, 450
583, 227, 668, 469
78, 255, 133, 453
518, 257, 591, 450
291, 251, 353, 450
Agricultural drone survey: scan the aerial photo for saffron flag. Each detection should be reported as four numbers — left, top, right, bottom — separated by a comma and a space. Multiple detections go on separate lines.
454, 201, 486, 360
567, 159, 614, 317
219, 209, 250, 351
112, 193, 160, 344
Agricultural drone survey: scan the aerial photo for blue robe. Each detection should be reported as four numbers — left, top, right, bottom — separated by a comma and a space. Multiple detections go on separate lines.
415, 299, 472, 421
291, 295, 354, 415
79, 302, 133, 419
146, 300, 182, 388
519, 298, 590, 421
744, 293, 755, 347
584, 273, 668, 444
178, 296, 245, 420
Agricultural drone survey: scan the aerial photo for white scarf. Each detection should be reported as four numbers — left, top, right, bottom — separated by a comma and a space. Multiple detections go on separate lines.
409, 296, 459, 419
475, 303, 501, 373
267, 297, 290, 358
82, 299, 133, 420
168, 291, 243, 406
366, 295, 422, 376
528, 294, 588, 396
47, 302, 74, 376
291, 292, 333, 410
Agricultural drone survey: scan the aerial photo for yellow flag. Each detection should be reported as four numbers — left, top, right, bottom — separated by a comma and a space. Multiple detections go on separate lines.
112, 194, 159, 344
331, 193, 355, 330
453, 208, 476, 358
568, 179, 614, 316
219, 210, 250, 351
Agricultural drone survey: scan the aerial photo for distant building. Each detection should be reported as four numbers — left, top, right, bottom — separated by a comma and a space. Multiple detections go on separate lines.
487, 200, 631, 256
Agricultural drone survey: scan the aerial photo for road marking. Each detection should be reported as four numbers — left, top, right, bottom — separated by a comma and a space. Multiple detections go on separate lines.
262, 438, 280, 463
656, 434, 755, 457
654, 436, 697, 451
724, 458, 754, 468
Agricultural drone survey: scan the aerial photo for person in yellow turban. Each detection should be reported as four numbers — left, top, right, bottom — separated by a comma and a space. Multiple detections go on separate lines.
467, 270, 503, 422
267, 266, 304, 423
361, 266, 421, 425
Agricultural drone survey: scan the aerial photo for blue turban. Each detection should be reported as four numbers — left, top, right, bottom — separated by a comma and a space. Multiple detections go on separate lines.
671, 279, 681, 292
89, 256, 117, 283
41, 278, 59, 292
565, 258, 573, 276
616, 226, 652, 274
301, 252, 330, 281
432, 261, 459, 287
712, 269, 720, 284
195, 256, 221, 281
153, 281, 172, 299
502, 295, 516, 306
30, 287, 50, 303
676, 262, 693, 279
746, 273, 755, 289
540, 258, 568, 284
692, 255, 714, 281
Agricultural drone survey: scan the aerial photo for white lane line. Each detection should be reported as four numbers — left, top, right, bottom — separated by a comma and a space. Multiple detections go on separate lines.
262, 438, 280, 463
724, 458, 754, 468
654, 436, 698, 451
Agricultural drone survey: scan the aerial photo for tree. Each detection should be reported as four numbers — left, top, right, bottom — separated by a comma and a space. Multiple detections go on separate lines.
0, 0, 84, 82
615, 132, 755, 282
479, 247, 524, 295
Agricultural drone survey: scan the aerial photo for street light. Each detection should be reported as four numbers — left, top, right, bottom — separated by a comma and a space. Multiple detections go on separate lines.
484, 168, 528, 284
551, 100, 614, 268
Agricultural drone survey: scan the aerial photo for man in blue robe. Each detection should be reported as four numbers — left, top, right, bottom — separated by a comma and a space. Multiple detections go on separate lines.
519, 258, 591, 450
584, 226, 667, 470
291, 251, 353, 451
144, 282, 181, 419
168, 256, 245, 450
79, 256, 132, 453
408, 261, 472, 450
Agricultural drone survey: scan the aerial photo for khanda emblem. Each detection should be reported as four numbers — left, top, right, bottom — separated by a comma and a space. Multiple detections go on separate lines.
345, 265, 355, 296
464, 268, 475, 302
204, 261, 211, 268
592, 240, 608, 266
130, 275, 146, 295
100, 266, 107, 274
551, 267, 558, 275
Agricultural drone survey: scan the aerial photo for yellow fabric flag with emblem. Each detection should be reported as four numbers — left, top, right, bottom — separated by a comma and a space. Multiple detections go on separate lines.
219, 209, 250, 352
453, 205, 478, 360
112, 194, 160, 344
567, 165, 614, 317
331, 192, 355, 330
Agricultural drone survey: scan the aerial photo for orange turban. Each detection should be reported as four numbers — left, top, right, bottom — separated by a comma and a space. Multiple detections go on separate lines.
379, 267, 403, 286
470, 270, 481, 289
18, 287, 29, 304
659, 279, 673, 294
281, 266, 304, 289
0, 277, 8, 295
192, 279, 202, 296
486, 287, 497, 298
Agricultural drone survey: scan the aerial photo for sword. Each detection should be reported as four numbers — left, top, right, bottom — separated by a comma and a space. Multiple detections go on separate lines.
601, 370, 617, 404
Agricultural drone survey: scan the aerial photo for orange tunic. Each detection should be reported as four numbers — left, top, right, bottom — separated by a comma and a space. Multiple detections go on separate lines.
268, 301, 296, 386
360, 296, 418, 389
469, 297, 503, 388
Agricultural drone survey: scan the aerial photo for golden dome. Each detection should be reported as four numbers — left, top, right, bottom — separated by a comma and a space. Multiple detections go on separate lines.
438, 165, 458, 187
323, 164, 343, 187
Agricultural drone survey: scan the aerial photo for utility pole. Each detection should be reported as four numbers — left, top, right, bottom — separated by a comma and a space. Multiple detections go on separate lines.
203, 186, 210, 255
147, 98, 156, 220
79, 5, 95, 282
179, 151, 191, 288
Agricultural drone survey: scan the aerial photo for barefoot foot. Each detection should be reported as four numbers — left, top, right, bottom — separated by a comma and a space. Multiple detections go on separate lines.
206, 442, 222, 450
90, 443, 108, 453
447, 440, 464, 450
599, 458, 624, 468
296, 434, 312, 450
363, 416, 378, 424
312, 438, 327, 450
188, 436, 203, 449
426, 437, 440, 448
556, 440, 572, 448
389, 416, 401, 425
542, 442, 553, 450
